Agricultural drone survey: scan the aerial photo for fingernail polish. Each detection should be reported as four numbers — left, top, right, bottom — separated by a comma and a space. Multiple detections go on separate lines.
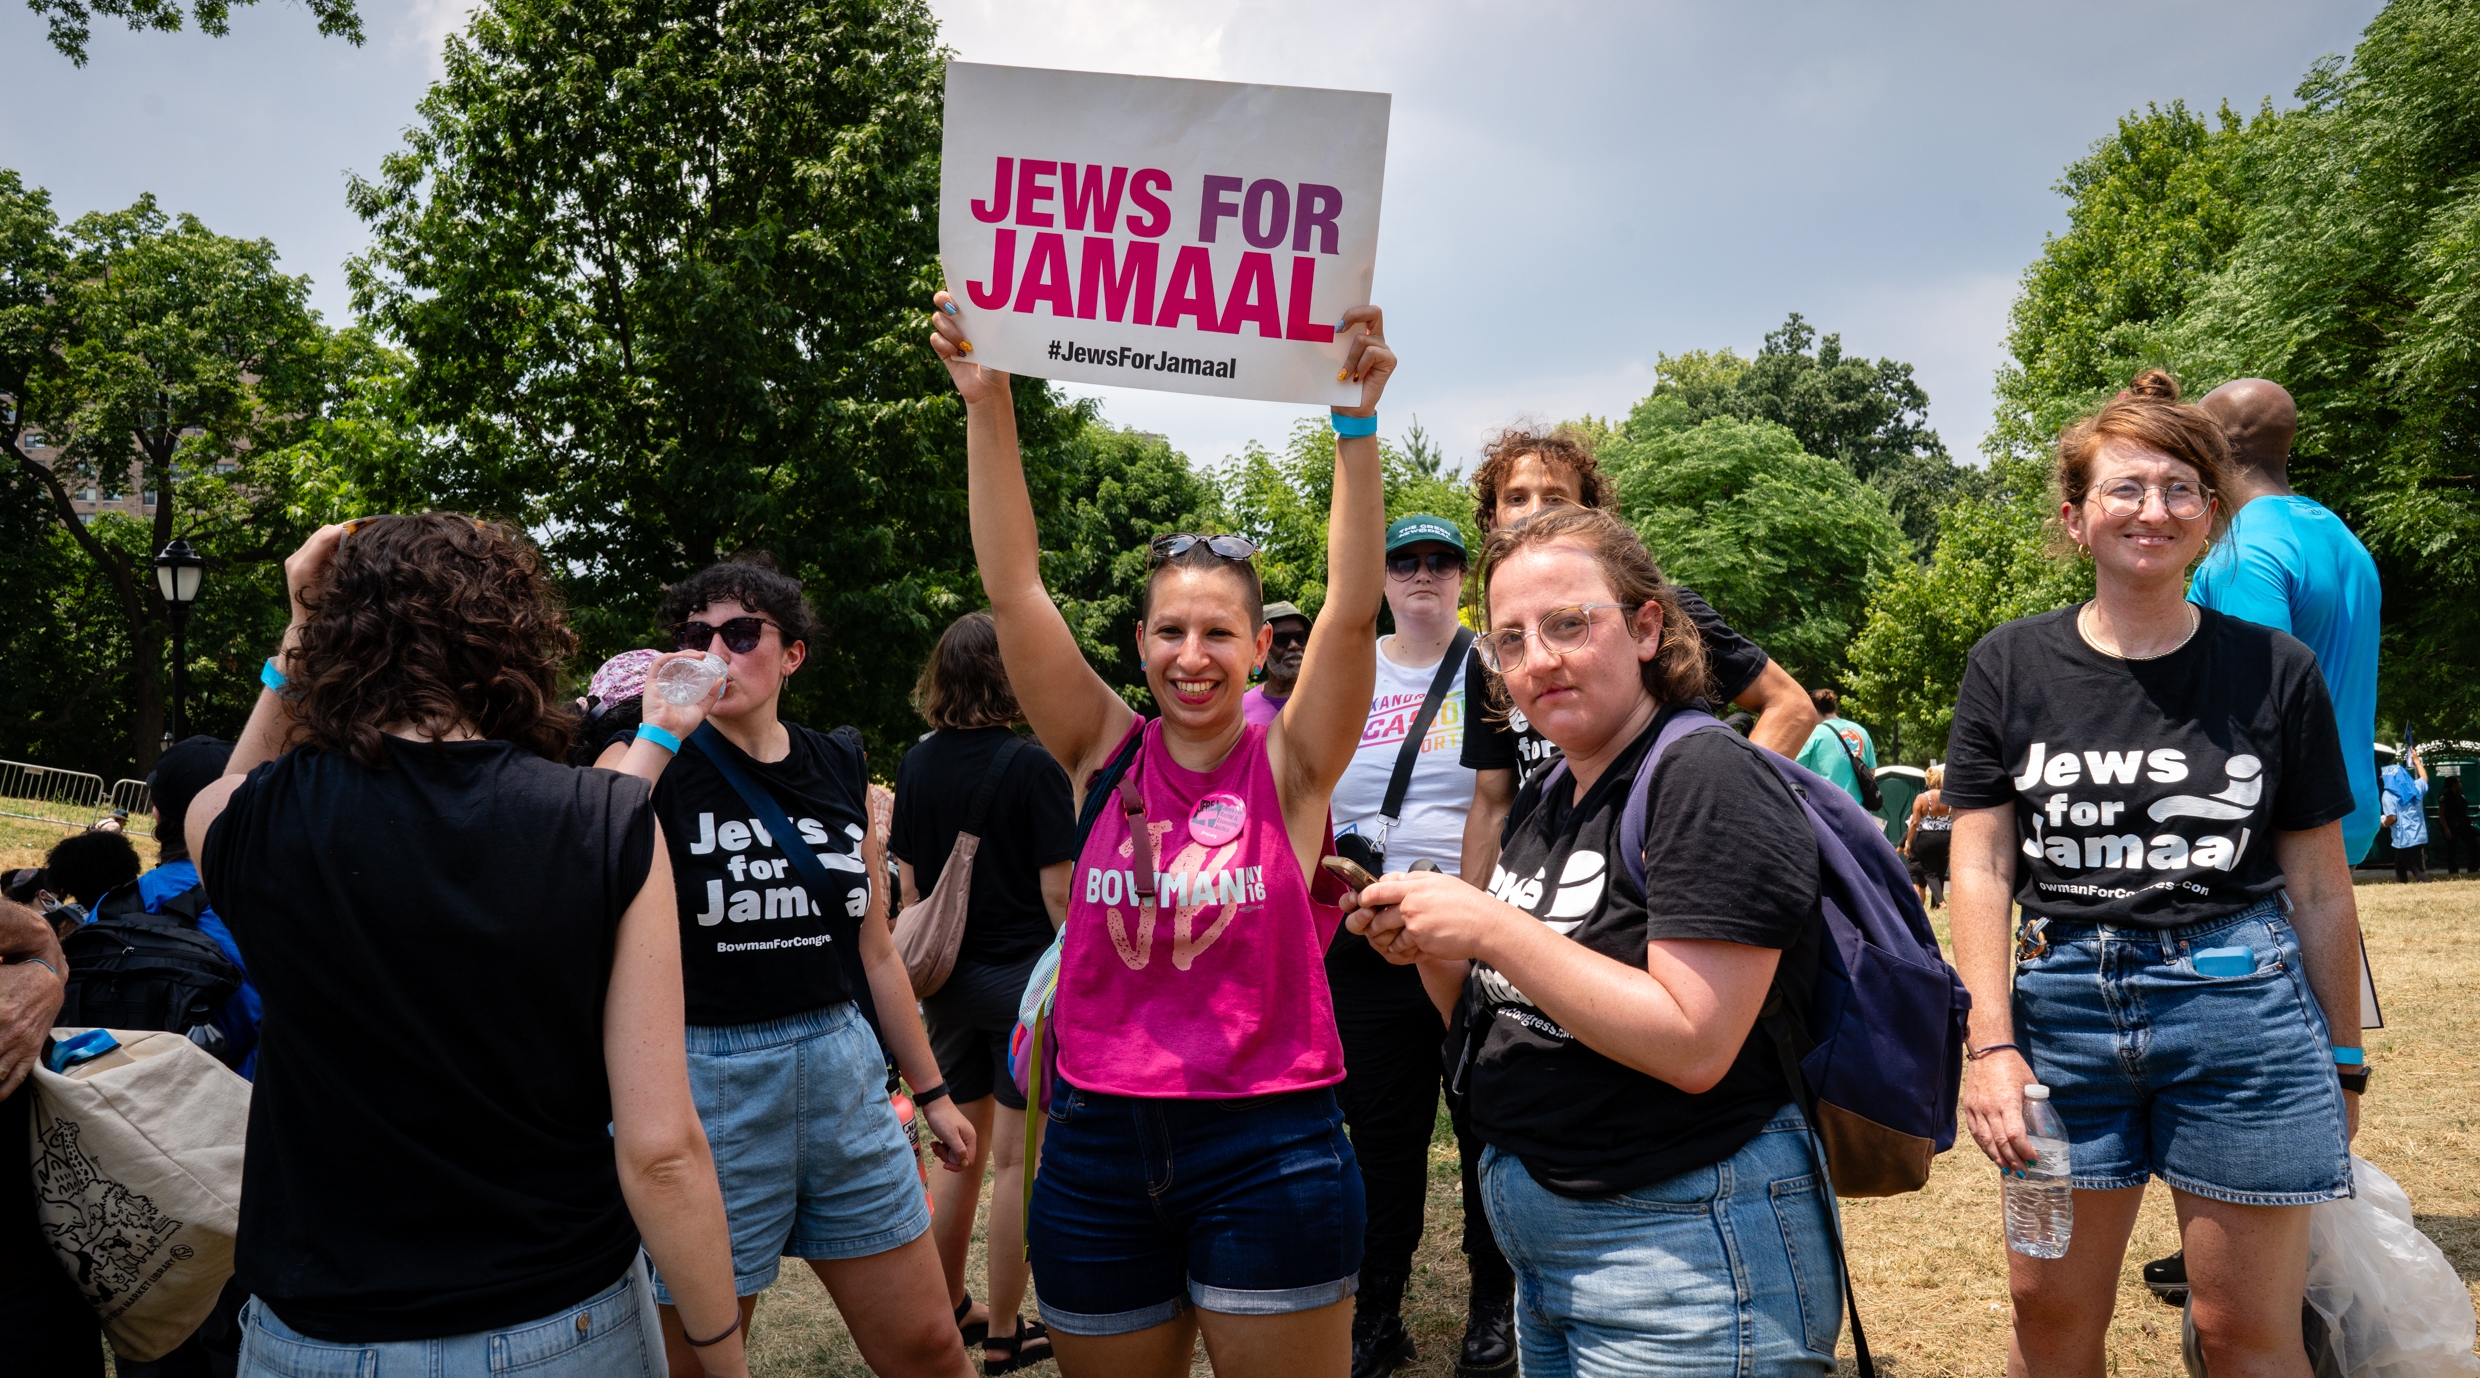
1336, 369, 1350, 382
941, 301, 959, 315
958, 340, 973, 354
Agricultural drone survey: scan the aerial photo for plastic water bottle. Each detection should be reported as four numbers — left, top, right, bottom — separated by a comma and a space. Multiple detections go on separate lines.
653, 652, 727, 706
2005, 1084, 2074, 1258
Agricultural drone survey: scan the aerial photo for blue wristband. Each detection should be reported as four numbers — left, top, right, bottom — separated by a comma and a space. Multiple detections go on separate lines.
635, 724, 683, 755
261, 657, 287, 692
2332, 1046, 2365, 1065
1330, 410, 1378, 439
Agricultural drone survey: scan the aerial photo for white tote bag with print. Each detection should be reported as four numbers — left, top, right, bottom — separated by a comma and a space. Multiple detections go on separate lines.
28, 1027, 249, 1361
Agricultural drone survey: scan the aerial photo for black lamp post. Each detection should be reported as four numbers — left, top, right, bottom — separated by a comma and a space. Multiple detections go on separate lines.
152, 539, 205, 743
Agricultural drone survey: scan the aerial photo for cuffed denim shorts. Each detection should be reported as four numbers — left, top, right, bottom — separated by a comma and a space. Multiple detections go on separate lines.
1479, 1103, 1843, 1378
2014, 895, 2353, 1205
238, 1254, 664, 1377
1028, 1081, 1364, 1335
650, 1001, 931, 1303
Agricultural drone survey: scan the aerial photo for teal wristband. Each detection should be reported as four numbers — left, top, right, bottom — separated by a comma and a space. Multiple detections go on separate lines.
2332, 1046, 2365, 1065
261, 657, 287, 692
1330, 410, 1378, 439
635, 724, 682, 755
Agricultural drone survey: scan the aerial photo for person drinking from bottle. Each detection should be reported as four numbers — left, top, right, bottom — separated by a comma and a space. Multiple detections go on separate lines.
614, 559, 979, 1378
1943, 371, 2363, 1378
928, 290, 1394, 1378
1346, 505, 1843, 1377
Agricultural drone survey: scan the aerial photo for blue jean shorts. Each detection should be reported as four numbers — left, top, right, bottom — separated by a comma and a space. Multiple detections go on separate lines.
239, 1255, 664, 1376
1028, 1082, 1364, 1336
2014, 896, 2353, 1205
1479, 1104, 1842, 1378
650, 1001, 931, 1303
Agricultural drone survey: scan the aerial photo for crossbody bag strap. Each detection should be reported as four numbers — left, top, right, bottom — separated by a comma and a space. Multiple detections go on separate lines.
1375, 628, 1474, 846
688, 722, 885, 1051
961, 735, 1028, 841
1114, 766, 1157, 902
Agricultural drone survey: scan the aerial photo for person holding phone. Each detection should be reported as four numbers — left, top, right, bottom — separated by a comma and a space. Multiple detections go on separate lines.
614, 559, 978, 1378
928, 290, 1393, 1378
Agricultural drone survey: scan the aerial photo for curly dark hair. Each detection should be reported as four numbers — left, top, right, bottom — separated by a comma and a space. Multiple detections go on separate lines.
661, 556, 820, 651
290, 514, 580, 768
1470, 425, 1617, 532
914, 611, 1021, 730
43, 830, 141, 905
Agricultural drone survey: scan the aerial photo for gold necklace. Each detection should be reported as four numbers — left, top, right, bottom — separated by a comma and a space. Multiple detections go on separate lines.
2079, 602, 2199, 662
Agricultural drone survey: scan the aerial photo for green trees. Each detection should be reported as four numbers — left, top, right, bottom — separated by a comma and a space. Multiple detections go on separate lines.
1852, 0, 2480, 754
33, 0, 363, 65
1625, 316, 1961, 549
1603, 402, 1909, 695
1, 174, 385, 772
345, 0, 1093, 757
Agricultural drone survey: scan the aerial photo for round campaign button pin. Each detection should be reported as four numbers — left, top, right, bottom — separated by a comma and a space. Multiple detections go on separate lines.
1190, 792, 1247, 846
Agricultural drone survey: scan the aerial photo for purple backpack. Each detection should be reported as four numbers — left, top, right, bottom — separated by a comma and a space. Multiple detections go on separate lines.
1534, 707, 1970, 1198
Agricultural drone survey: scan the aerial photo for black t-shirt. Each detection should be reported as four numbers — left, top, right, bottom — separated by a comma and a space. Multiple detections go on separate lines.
1462, 586, 1772, 785
200, 739, 655, 1341
649, 722, 871, 1026
889, 726, 1078, 968
1943, 604, 2354, 928
1467, 711, 1822, 1197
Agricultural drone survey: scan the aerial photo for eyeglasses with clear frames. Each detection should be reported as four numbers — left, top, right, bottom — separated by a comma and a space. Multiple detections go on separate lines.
1475, 603, 1639, 675
2091, 479, 2212, 521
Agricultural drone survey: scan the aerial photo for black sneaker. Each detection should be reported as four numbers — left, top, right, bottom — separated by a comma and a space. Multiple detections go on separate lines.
2142, 1250, 2189, 1308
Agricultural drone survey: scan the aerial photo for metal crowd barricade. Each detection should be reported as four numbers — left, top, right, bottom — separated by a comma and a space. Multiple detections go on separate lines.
110, 779, 157, 836
0, 759, 109, 830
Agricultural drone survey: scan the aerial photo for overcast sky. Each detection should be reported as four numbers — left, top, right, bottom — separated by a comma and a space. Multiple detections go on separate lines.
2, 0, 2380, 473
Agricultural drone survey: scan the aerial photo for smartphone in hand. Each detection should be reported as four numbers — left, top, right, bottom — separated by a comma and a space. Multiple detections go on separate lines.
1320, 854, 1379, 893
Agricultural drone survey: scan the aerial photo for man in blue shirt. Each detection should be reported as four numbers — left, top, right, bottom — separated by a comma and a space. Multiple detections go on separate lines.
96, 736, 261, 1079
2189, 378, 2384, 862
2382, 748, 2431, 883
1794, 688, 1877, 807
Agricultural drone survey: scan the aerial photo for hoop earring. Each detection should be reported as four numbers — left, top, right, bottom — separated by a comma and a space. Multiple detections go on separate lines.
2079, 545, 2093, 560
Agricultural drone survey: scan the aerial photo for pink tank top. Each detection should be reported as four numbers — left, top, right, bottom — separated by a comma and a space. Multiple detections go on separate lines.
1054, 719, 1348, 1098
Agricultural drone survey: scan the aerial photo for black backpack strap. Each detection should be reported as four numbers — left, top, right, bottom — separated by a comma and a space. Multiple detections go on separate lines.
688, 723, 884, 1052
962, 735, 1029, 840
1762, 987, 1876, 1378
1371, 629, 1474, 859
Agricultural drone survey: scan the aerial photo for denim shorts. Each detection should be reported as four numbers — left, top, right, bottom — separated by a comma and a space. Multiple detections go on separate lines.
1480, 1104, 1842, 1378
238, 1255, 664, 1376
1028, 1082, 1364, 1335
650, 1001, 931, 1303
2014, 896, 2353, 1205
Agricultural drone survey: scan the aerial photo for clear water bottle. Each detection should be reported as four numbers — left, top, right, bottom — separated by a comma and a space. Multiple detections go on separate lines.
652, 651, 727, 706
2005, 1083, 2074, 1258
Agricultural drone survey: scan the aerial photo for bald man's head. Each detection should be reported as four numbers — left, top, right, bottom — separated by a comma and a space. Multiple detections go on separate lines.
2199, 378, 2297, 484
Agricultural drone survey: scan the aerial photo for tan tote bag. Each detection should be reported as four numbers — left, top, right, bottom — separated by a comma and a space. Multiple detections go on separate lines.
29, 1027, 250, 1362
894, 735, 1026, 997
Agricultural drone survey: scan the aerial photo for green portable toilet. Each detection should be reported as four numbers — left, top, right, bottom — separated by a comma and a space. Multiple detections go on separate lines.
1875, 766, 1926, 849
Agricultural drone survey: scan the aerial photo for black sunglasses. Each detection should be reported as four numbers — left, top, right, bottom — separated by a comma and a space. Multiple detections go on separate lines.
673, 617, 785, 655
1150, 533, 1260, 564
1385, 550, 1465, 580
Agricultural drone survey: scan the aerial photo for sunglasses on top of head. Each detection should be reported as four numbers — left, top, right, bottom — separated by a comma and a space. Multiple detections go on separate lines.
1149, 533, 1260, 564
673, 617, 785, 655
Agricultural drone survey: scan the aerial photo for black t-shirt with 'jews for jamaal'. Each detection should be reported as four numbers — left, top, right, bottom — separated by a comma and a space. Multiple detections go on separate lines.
1466, 710, 1823, 1198
1941, 604, 2355, 929
648, 722, 872, 1026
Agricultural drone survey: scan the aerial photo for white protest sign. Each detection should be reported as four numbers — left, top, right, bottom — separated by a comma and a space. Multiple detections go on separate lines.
939, 62, 1390, 407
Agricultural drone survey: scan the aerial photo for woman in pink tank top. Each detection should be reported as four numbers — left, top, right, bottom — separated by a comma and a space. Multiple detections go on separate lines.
930, 292, 1398, 1378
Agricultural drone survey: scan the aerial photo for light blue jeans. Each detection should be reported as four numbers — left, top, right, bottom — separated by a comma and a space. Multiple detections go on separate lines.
236, 1254, 663, 1377
1481, 1104, 1843, 1377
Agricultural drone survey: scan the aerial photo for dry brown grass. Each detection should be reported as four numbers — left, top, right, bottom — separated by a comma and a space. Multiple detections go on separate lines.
749, 875, 2480, 1376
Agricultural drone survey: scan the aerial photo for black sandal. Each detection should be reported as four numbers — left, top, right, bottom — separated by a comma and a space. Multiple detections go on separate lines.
954, 1293, 988, 1347
983, 1317, 1052, 1375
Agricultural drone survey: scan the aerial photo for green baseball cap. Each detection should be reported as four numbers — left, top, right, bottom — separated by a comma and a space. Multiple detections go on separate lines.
1385, 515, 1465, 555
1261, 600, 1309, 626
